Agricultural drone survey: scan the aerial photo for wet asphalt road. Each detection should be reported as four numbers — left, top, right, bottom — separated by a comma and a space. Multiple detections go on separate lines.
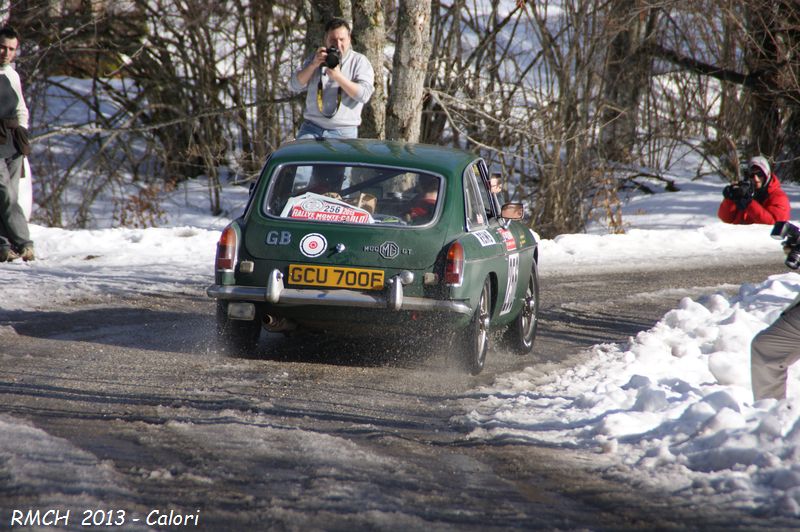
0, 259, 797, 531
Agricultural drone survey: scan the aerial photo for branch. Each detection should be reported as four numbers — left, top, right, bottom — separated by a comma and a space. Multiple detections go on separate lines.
646, 43, 762, 88
31, 94, 299, 142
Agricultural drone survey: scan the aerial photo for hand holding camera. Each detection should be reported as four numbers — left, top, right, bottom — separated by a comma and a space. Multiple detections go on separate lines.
771, 221, 800, 270
723, 178, 754, 210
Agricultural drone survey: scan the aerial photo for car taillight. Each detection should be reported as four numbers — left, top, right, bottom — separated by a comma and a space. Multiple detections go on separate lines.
444, 241, 464, 285
216, 225, 237, 270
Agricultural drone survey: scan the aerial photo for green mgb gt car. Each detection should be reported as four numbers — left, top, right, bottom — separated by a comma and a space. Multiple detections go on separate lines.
207, 139, 539, 374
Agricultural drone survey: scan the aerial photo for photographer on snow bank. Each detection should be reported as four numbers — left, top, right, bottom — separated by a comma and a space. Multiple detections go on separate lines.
751, 221, 800, 401
289, 18, 374, 140
718, 155, 790, 225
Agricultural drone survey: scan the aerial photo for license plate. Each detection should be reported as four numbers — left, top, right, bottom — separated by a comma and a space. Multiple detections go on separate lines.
287, 264, 385, 290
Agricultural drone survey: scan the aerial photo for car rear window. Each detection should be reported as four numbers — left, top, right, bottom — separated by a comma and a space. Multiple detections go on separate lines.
263, 164, 442, 226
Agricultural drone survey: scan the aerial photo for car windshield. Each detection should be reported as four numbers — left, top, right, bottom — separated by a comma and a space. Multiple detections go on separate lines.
263, 164, 442, 226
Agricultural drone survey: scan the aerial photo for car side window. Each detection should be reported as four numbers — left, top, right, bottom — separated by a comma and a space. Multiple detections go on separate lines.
472, 162, 498, 221
464, 168, 487, 229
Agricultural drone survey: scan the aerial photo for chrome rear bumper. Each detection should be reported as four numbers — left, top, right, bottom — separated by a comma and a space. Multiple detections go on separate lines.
207, 269, 472, 315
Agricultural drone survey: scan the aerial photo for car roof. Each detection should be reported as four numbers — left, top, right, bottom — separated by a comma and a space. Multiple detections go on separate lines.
269, 139, 479, 177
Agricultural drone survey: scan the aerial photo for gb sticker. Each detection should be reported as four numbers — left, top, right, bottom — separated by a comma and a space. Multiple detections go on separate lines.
300, 233, 327, 258
266, 230, 292, 246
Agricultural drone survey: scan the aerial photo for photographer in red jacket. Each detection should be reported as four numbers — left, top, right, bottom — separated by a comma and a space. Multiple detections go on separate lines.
718, 156, 790, 225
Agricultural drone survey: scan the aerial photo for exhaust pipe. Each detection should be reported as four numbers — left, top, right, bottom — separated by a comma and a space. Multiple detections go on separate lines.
262, 314, 296, 332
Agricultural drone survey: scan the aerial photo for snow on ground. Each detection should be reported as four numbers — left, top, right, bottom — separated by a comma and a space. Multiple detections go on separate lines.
3, 164, 800, 516
456, 273, 800, 516
0, 180, 249, 311
457, 175, 800, 517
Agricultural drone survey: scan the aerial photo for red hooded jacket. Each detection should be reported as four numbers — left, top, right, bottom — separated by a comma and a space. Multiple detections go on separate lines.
717, 173, 791, 225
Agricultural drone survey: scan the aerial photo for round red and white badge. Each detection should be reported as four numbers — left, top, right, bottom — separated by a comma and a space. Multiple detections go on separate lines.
300, 233, 327, 258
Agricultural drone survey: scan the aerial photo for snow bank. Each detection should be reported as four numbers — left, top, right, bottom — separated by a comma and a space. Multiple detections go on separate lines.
457, 272, 800, 515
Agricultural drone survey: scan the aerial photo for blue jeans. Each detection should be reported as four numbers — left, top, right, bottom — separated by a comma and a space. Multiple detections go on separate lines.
296, 121, 358, 140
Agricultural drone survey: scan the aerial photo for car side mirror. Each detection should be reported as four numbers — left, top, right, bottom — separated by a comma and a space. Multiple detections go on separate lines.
501, 202, 524, 220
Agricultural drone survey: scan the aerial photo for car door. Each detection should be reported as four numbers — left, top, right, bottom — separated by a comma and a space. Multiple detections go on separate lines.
467, 162, 526, 319
462, 163, 515, 318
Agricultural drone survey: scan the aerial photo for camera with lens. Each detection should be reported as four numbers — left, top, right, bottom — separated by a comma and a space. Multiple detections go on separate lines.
742, 164, 758, 181
771, 221, 800, 270
325, 47, 341, 69
729, 177, 754, 199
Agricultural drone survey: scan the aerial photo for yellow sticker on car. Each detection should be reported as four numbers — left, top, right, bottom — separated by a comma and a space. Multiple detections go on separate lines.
288, 264, 385, 290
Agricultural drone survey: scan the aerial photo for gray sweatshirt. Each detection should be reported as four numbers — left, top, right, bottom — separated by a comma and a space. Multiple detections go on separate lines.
289, 49, 374, 130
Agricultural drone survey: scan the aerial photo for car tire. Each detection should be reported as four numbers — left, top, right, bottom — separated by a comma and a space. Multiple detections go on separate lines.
215, 301, 262, 356
502, 262, 539, 355
461, 278, 491, 375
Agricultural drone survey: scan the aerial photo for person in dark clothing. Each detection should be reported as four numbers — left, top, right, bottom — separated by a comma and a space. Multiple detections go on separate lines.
405, 175, 439, 224
718, 156, 790, 226
306, 166, 346, 196
0, 26, 33, 261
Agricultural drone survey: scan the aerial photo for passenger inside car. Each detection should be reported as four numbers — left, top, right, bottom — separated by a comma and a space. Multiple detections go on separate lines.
404, 175, 439, 224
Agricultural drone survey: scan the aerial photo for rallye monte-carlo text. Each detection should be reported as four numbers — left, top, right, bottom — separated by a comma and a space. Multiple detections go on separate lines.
207, 139, 539, 374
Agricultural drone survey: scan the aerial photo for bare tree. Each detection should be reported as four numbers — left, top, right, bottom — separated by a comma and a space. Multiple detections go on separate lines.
13, 1, 306, 225
646, 0, 800, 176
524, 0, 608, 237
12, 0, 800, 234
228, 0, 302, 172
424, 0, 609, 237
717, 1, 747, 146
745, 2, 783, 156
385, 0, 431, 142
599, 0, 659, 163
352, 0, 386, 139
10, 1, 157, 226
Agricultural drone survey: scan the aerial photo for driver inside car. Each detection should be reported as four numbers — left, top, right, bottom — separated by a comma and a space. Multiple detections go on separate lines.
306, 166, 346, 197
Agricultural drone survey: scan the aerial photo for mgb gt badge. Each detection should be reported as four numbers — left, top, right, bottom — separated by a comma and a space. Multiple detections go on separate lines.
363, 241, 405, 260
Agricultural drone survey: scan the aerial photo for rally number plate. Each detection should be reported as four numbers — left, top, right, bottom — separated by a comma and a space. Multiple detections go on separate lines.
287, 264, 385, 290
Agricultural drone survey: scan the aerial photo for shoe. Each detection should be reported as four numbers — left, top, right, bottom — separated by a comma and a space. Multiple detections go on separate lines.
0, 247, 20, 262
19, 245, 34, 262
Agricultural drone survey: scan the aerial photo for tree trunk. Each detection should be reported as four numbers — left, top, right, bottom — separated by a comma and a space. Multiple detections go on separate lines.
420, 0, 462, 144
599, 0, 656, 163
386, 0, 431, 142
745, 2, 782, 157
777, 2, 800, 181
717, 3, 744, 143
352, 0, 386, 139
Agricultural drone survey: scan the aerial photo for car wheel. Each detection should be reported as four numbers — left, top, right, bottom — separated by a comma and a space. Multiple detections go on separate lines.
461, 278, 491, 375
215, 301, 262, 356
503, 262, 539, 355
